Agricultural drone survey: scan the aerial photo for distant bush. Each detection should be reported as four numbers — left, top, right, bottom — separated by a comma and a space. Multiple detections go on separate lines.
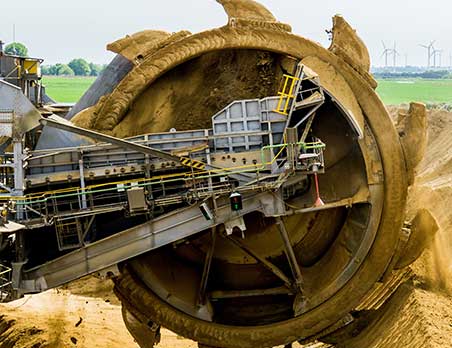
89, 62, 103, 76
42, 63, 74, 76
56, 64, 75, 76
68, 58, 91, 76
4, 42, 28, 56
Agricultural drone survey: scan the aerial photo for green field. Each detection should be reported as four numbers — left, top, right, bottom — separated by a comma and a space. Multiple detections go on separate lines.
43, 76, 96, 103
376, 79, 452, 105
42, 76, 452, 106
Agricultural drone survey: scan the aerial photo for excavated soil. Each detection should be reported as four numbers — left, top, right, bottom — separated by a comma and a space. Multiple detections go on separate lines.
110, 49, 287, 138
0, 108, 450, 348
0, 277, 200, 348
0, 285, 135, 348
71, 49, 289, 137
332, 282, 452, 348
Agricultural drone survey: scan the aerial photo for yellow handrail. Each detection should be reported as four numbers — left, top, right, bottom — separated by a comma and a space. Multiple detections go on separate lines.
274, 74, 299, 115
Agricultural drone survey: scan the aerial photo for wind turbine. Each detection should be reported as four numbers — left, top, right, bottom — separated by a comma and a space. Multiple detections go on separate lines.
392, 42, 400, 67
433, 49, 442, 67
381, 41, 392, 68
420, 41, 436, 68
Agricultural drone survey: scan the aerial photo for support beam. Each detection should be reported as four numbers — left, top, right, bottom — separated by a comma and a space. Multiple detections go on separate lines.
209, 286, 293, 299
289, 191, 370, 216
276, 217, 304, 292
197, 227, 216, 306
225, 234, 293, 288
40, 115, 181, 162
21, 192, 272, 293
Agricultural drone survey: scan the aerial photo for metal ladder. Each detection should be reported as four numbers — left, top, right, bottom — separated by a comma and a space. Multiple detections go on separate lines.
273, 63, 325, 135
0, 264, 12, 302
274, 64, 305, 117
272, 64, 326, 172
55, 216, 84, 251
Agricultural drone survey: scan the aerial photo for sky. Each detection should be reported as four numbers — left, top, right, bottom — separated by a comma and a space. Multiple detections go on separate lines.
0, 0, 451, 67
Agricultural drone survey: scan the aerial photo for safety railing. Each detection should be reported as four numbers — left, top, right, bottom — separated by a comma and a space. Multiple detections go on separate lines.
5, 140, 325, 225
274, 74, 299, 115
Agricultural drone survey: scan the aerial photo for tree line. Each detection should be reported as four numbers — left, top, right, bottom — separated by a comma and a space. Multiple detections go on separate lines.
42, 59, 107, 77
373, 70, 452, 79
3, 42, 106, 77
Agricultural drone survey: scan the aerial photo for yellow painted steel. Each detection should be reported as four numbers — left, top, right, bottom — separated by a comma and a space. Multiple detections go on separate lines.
274, 74, 299, 115
180, 157, 206, 170
23, 59, 40, 76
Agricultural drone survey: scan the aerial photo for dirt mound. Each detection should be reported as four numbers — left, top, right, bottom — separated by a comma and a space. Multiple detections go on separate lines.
0, 288, 137, 348
334, 281, 452, 348
0, 315, 45, 348
0, 284, 202, 348
60, 276, 120, 305
408, 108, 452, 292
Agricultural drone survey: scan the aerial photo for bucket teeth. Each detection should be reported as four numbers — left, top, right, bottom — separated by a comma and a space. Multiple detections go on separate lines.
121, 306, 161, 348
395, 209, 439, 270
216, 0, 277, 22
107, 30, 191, 63
217, 0, 292, 31
329, 15, 371, 72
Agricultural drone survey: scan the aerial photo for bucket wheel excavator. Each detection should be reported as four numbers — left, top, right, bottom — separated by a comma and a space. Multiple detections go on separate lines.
0, 1, 438, 347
